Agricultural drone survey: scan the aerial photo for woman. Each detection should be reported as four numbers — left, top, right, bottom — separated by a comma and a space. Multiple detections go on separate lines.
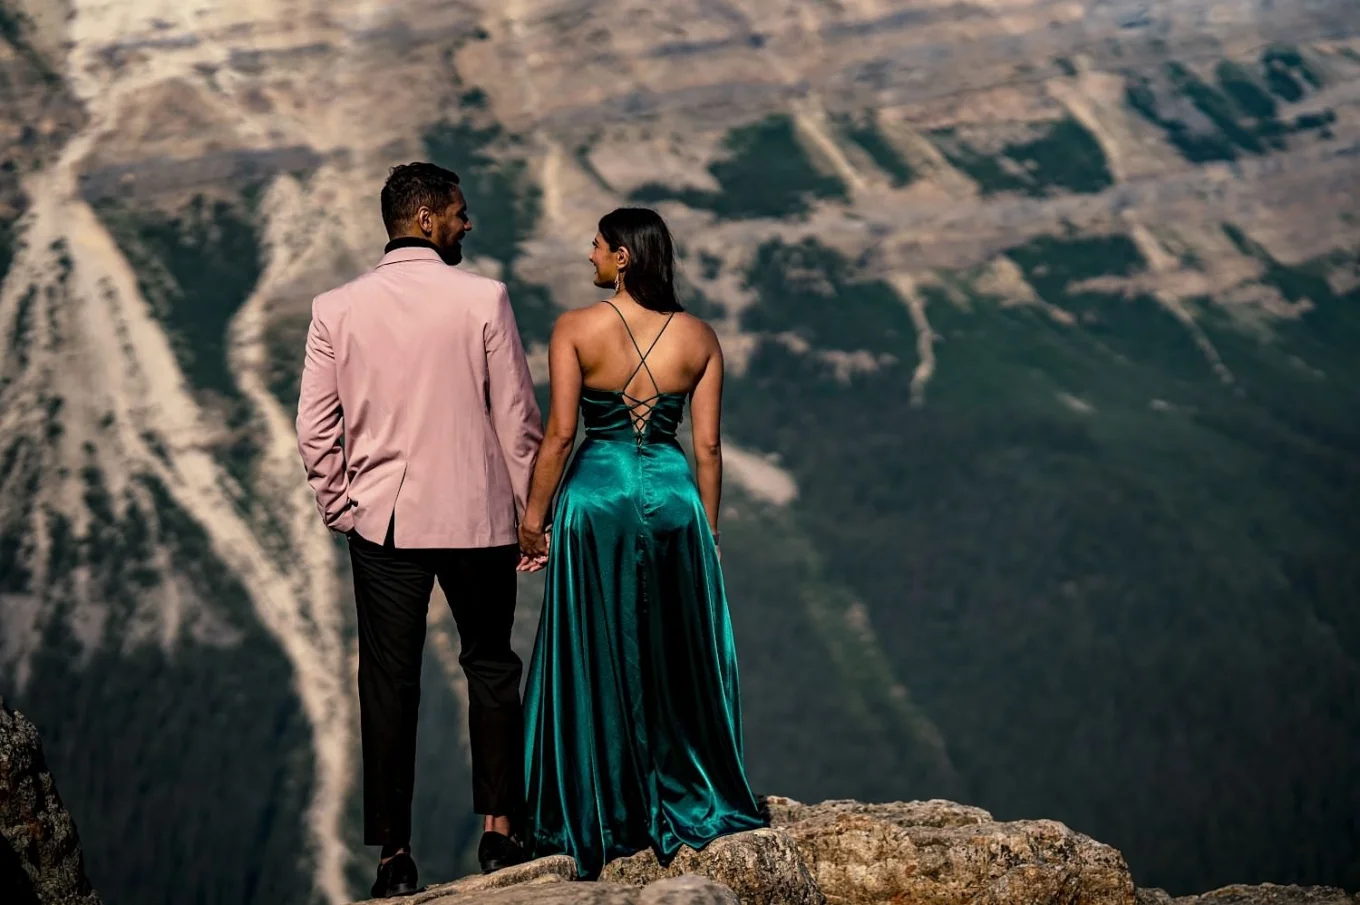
516, 208, 766, 878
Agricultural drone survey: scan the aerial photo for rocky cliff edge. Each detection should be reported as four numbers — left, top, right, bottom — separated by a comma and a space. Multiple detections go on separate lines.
1, 699, 1354, 905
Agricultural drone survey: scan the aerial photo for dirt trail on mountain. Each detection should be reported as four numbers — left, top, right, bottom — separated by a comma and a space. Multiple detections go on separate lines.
886, 273, 937, 407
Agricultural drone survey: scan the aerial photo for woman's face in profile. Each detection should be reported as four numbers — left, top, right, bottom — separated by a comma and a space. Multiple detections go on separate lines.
590, 232, 620, 288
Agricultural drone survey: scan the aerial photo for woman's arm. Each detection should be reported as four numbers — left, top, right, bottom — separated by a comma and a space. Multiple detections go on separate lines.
689, 331, 724, 541
518, 314, 582, 566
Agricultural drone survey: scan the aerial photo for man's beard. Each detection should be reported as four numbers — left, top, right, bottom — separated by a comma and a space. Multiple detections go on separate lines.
438, 241, 463, 265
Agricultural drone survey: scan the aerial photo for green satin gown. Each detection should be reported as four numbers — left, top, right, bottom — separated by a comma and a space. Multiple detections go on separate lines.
522, 307, 766, 879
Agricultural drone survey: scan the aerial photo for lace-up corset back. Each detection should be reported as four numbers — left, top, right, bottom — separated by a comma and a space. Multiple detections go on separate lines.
582, 302, 684, 444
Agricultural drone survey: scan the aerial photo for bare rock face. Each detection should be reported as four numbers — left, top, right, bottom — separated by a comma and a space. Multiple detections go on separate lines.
639, 876, 741, 905
769, 796, 1135, 905
0, 0, 85, 237
0, 699, 101, 905
1140, 884, 1360, 905
352, 867, 737, 905
599, 828, 826, 905
349, 855, 577, 905
762, 794, 994, 829
408, 880, 633, 905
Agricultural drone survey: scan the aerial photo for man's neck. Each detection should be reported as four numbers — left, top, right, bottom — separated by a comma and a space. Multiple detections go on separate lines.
384, 235, 441, 254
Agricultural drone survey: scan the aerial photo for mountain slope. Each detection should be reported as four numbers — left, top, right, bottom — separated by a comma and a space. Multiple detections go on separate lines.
0, 1, 1358, 903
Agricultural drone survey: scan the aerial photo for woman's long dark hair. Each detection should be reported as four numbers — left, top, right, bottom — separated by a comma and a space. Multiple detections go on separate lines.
599, 207, 683, 313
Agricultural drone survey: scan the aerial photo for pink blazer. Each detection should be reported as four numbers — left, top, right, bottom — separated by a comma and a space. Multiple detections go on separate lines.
296, 246, 543, 548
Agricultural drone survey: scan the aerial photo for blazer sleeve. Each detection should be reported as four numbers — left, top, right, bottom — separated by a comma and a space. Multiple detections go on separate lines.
485, 283, 544, 522
296, 298, 355, 533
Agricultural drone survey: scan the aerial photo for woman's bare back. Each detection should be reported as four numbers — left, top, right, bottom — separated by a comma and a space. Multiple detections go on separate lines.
575, 299, 718, 402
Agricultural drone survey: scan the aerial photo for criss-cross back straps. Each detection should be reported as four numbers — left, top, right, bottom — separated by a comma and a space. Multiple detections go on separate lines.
604, 301, 675, 440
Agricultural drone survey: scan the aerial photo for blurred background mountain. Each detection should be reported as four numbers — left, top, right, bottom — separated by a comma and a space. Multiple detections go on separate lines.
0, 1, 1357, 903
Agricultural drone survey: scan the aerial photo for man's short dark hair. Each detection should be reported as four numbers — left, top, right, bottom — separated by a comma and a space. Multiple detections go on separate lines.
380, 162, 461, 236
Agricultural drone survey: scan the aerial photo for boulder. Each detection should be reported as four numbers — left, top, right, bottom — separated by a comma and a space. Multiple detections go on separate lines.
640, 875, 741, 905
761, 795, 993, 830
0, 698, 101, 905
599, 828, 825, 905
1140, 885, 1360, 905
772, 796, 1134, 905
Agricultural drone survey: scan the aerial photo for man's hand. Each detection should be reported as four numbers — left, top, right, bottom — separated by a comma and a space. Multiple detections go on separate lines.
517, 522, 550, 572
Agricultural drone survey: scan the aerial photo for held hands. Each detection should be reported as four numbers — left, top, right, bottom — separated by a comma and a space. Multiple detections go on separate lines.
517, 523, 715, 571
517, 520, 550, 572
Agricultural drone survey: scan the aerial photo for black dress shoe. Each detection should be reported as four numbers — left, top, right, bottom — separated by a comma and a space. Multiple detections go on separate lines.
478, 831, 527, 873
370, 851, 419, 898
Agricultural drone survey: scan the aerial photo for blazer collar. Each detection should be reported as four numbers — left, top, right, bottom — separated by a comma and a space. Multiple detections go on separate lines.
376, 237, 450, 268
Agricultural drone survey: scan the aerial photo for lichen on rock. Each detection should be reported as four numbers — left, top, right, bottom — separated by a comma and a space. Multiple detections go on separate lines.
0, 698, 101, 905
599, 827, 825, 905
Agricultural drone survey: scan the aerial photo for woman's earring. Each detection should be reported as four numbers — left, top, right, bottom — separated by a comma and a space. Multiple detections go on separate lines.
614, 270, 624, 292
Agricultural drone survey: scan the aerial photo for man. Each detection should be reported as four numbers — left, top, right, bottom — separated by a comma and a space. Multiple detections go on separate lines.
296, 162, 543, 897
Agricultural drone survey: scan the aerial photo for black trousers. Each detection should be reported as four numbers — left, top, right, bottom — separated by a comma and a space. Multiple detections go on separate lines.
348, 526, 524, 848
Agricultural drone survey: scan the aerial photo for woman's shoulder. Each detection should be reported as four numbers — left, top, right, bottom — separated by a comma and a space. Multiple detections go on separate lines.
557, 300, 630, 323
550, 300, 716, 345
549, 303, 606, 337
672, 309, 720, 346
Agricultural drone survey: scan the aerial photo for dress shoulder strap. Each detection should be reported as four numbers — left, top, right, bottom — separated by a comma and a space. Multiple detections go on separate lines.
603, 300, 675, 371
601, 301, 677, 441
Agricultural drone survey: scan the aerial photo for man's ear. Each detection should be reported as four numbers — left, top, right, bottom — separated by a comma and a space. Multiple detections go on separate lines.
416, 205, 435, 236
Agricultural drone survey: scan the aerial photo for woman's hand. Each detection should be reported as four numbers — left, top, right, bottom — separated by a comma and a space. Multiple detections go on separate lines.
517, 520, 550, 572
